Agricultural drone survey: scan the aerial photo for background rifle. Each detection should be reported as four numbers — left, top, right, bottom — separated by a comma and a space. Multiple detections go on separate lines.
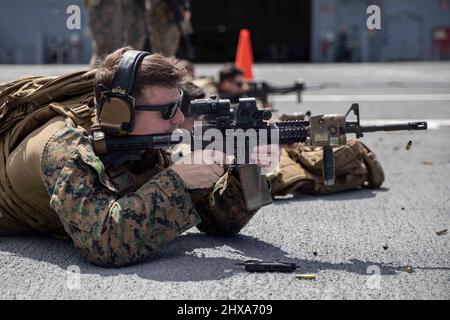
246, 80, 306, 106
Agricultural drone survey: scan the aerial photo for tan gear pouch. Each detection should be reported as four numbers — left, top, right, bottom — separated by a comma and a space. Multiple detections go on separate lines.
357, 141, 385, 188
270, 140, 384, 196
269, 149, 316, 195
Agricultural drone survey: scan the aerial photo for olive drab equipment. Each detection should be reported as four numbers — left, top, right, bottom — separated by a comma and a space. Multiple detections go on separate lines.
0, 70, 96, 233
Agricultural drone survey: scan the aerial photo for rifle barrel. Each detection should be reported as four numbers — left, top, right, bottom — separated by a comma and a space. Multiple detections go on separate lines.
345, 121, 427, 133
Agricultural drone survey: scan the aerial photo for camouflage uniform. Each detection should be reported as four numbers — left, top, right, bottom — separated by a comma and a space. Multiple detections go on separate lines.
85, 0, 186, 63
120, 0, 150, 51
147, 0, 183, 56
85, 0, 122, 66
5, 116, 256, 267
119, 0, 184, 55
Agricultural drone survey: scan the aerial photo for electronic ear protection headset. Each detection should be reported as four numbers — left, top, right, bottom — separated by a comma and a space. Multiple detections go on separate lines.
97, 50, 150, 136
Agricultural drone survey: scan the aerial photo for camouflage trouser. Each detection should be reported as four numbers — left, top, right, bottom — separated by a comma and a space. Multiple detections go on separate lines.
146, 0, 181, 56
148, 23, 181, 57
85, 0, 122, 66
120, 0, 150, 51
87, 0, 181, 59
119, 0, 182, 55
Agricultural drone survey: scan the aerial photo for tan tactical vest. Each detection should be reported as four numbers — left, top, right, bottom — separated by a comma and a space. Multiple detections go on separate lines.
0, 71, 96, 236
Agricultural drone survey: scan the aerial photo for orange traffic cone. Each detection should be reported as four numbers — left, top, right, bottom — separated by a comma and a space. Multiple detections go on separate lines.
235, 29, 254, 81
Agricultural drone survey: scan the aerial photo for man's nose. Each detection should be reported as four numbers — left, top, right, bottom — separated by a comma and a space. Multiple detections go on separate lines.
170, 108, 185, 125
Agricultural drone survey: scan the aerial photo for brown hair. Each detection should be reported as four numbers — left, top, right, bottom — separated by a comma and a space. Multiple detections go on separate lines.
94, 47, 185, 104
219, 63, 244, 83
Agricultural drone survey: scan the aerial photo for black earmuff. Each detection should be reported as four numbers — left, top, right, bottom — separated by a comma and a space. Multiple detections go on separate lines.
98, 50, 150, 136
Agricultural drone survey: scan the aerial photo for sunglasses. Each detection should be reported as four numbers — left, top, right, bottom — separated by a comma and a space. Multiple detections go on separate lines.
135, 89, 184, 120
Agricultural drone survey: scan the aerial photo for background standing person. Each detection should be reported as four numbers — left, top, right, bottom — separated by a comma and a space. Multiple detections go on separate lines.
147, 0, 192, 57
85, 0, 122, 66
120, 0, 151, 51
